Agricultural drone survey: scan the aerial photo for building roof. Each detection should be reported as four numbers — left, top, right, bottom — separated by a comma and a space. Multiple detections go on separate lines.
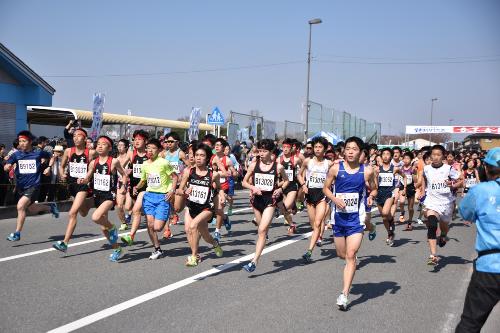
0, 42, 55, 95
464, 133, 500, 140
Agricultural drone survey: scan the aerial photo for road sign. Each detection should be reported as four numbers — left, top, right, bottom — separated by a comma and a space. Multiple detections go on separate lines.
207, 107, 225, 125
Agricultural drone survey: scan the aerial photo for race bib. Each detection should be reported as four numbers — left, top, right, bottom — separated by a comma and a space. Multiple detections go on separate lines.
132, 164, 142, 178
405, 174, 413, 185
94, 173, 110, 191
147, 173, 161, 189
335, 193, 359, 213
18, 160, 37, 174
170, 161, 180, 174
189, 185, 209, 204
430, 181, 450, 194
219, 176, 227, 184
254, 173, 275, 192
308, 172, 325, 188
465, 178, 477, 188
69, 162, 87, 178
379, 173, 394, 187
285, 169, 294, 181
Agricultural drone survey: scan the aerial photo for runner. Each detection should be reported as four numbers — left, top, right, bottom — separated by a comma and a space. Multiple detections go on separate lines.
115, 139, 132, 231
242, 139, 288, 272
5, 131, 59, 242
120, 130, 150, 246
390, 146, 404, 221
77, 135, 128, 262
223, 144, 240, 216
323, 136, 377, 310
298, 136, 333, 263
53, 128, 96, 251
177, 143, 223, 266
420, 145, 463, 266
399, 151, 417, 230
135, 138, 177, 260
359, 145, 377, 240
463, 158, 480, 195
375, 148, 402, 246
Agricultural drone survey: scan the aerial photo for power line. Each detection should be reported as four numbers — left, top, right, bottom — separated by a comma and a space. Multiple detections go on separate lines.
319, 54, 500, 61
315, 58, 500, 65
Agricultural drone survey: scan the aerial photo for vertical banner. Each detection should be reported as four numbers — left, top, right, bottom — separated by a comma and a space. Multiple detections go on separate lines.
250, 118, 258, 139
227, 123, 240, 146
188, 107, 202, 141
89, 93, 105, 140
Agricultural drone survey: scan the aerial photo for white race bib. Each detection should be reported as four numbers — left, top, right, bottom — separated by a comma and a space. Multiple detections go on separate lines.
465, 178, 477, 188
69, 162, 87, 178
170, 161, 180, 174
219, 176, 227, 184
132, 164, 142, 178
335, 193, 359, 214
94, 173, 110, 191
254, 173, 275, 192
405, 174, 413, 185
18, 160, 37, 174
189, 185, 209, 204
285, 169, 294, 181
308, 172, 325, 188
147, 173, 161, 189
379, 173, 394, 187
430, 181, 450, 194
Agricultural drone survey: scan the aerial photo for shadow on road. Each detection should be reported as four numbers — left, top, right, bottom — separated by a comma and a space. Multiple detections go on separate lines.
430, 255, 473, 273
349, 281, 401, 308
12, 233, 99, 247
392, 237, 420, 248
357, 254, 396, 269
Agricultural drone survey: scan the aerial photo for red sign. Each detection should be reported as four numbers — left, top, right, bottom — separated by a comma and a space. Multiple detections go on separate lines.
452, 126, 500, 134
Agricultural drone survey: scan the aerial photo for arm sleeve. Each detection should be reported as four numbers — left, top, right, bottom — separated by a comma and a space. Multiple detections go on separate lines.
459, 188, 477, 222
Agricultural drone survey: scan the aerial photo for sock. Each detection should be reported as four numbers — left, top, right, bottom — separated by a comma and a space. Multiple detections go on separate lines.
155, 246, 161, 252
215, 228, 220, 233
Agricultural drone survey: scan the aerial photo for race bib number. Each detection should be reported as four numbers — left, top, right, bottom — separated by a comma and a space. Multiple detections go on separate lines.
94, 173, 110, 191
147, 173, 161, 189
254, 173, 275, 192
379, 173, 394, 187
335, 193, 359, 213
189, 185, 209, 204
132, 164, 142, 178
308, 172, 325, 188
18, 160, 37, 174
430, 181, 450, 194
405, 174, 413, 185
170, 161, 180, 174
69, 162, 87, 178
465, 178, 477, 188
285, 169, 294, 181
219, 176, 227, 184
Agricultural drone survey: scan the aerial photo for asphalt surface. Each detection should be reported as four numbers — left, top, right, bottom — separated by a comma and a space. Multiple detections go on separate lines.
0, 190, 498, 333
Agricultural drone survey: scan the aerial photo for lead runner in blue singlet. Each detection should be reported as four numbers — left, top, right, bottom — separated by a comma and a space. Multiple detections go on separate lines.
323, 136, 378, 311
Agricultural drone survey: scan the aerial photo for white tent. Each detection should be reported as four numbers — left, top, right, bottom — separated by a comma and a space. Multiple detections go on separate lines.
308, 131, 342, 144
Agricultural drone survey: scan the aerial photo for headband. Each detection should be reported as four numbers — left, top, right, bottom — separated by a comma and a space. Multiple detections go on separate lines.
98, 137, 113, 147
74, 129, 87, 138
134, 134, 146, 140
18, 135, 31, 142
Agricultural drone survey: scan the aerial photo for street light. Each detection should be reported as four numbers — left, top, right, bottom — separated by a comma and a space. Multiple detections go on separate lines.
429, 97, 438, 145
304, 18, 322, 143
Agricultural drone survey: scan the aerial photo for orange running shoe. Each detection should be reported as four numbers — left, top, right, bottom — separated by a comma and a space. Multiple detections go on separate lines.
163, 227, 173, 239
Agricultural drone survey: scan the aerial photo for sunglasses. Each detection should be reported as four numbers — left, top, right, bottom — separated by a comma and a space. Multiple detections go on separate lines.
165, 140, 177, 143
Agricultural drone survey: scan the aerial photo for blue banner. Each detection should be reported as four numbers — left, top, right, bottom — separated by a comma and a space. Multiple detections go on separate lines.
89, 93, 105, 140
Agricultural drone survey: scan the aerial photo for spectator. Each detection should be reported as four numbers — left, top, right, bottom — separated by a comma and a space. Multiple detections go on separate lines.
231, 140, 242, 161
63, 120, 78, 147
46, 145, 66, 202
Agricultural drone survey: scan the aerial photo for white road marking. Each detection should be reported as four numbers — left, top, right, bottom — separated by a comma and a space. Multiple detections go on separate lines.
47, 230, 313, 333
0, 207, 253, 263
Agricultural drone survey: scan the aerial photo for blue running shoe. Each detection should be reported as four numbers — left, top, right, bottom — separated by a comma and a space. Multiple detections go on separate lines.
243, 261, 256, 272
368, 230, 377, 241
109, 247, 122, 262
108, 226, 118, 245
213, 231, 221, 243
223, 215, 232, 231
7, 232, 20, 242
124, 214, 131, 225
49, 203, 60, 218
52, 241, 68, 253
302, 250, 312, 263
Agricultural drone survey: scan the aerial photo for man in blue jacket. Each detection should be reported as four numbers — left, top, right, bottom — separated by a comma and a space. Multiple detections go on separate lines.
455, 147, 500, 333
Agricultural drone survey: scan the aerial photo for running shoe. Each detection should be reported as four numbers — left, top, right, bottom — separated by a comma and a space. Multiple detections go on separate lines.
6, 232, 20, 242
368, 230, 377, 241
227, 207, 233, 216
109, 247, 122, 262
427, 255, 439, 266
386, 236, 394, 247
121, 234, 133, 246
49, 203, 60, 218
302, 250, 312, 263
213, 231, 221, 243
417, 218, 424, 225
296, 201, 304, 211
149, 249, 164, 260
316, 238, 323, 247
108, 226, 118, 245
223, 215, 232, 231
438, 235, 447, 248
403, 224, 413, 231
185, 255, 199, 267
287, 225, 296, 235
336, 293, 349, 311
243, 261, 256, 272
213, 240, 223, 257
170, 214, 179, 225
119, 223, 128, 231
399, 214, 405, 223
251, 219, 258, 227
163, 227, 173, 239
52, 241, 68, 253
124, 214, 131, 225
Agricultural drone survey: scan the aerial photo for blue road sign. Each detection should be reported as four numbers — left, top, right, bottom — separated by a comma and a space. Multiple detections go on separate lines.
207, 107, 225, 125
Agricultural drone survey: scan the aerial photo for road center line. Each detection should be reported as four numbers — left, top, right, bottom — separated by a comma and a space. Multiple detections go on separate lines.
47, 230, 313, 333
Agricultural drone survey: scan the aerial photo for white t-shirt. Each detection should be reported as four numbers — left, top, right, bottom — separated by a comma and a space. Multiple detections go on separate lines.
423, 164, 460, 205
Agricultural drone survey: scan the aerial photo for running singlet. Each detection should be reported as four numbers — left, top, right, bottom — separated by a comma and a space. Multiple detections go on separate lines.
334, 162, 366, 225
68, 147, 90, 182
187, 167, 213, 207
130, 150, 148, 188
214, 156, 230, 190
306, 158, 329, 203
93, 157, 114, 193
7, 149, 51, 190
423, 164, 460, 204
165, 148, 183, 175
401, 166, 414, 186
280, 155, 297, 183
378, 165, 396, 193
141, 157, 175, 193
464, 170, 478, 193
253, 161, 278, 194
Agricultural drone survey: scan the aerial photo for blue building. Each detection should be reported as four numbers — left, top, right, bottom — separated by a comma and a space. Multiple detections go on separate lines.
0, 42, 55, 146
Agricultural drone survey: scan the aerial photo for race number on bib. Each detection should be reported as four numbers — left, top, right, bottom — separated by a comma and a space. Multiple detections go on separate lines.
132, 164, 142, 178
405, 174, 413, 185
18, 160, 37, 174
94, 173, 111, 191
308, 172, 325, 188
254, 173, 275, 192
465, 178, 477, 188
379, 174, 394, 187
69, 162, 87, 178
430, 181, 450, 194
335, 193, 359, 214
285, 169, 294, 181
147, 173, 161, 189
189, 185, 209, 204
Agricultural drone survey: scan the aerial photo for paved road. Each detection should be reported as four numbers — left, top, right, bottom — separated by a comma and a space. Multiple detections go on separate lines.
0, 191, 498, 333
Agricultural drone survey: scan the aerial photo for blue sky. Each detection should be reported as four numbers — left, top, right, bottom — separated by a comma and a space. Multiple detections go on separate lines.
1, 0, 499, 135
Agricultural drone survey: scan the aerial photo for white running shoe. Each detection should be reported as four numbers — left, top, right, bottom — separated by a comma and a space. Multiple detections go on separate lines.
149, 249, 163, 260
336, 293, 349, 311
417, 218, 424, 225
